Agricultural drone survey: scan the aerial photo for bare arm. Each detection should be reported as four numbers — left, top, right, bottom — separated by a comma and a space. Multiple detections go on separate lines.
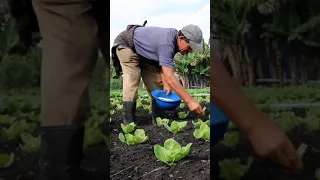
160, 69, 169, 88
161, 66, 193, 104
210, 48, 266, 133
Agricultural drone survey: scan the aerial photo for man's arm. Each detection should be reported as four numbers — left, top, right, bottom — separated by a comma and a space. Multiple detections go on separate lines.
157, 43, 203, 115
160, 69, 169, 87
157, 43, 193, 104
210, 49, 263, 133
161, 66, 193, 104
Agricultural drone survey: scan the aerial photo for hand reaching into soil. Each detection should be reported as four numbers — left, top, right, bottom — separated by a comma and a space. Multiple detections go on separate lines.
186, 98, 205, 116
246, 113, 303, 172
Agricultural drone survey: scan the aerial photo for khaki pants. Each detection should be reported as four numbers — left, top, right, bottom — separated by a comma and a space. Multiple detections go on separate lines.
116, 46, 163, 101
32, 0, 109, 126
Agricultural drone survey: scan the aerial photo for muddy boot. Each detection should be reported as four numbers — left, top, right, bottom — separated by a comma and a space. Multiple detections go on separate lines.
122, 101, 136, 125
151, 98, 166, 125
37, 125, 85, 180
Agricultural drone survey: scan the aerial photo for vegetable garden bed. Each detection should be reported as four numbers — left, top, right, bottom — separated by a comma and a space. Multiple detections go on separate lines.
109, 93, 211, 180
0, 91, 110, 180
1, 86, 320, 179
210, 85, 320, 180
211, 107, 320, 180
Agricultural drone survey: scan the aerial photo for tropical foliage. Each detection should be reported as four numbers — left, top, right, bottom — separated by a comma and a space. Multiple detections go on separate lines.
211, 0, 320, 86
174, 40, 210, 88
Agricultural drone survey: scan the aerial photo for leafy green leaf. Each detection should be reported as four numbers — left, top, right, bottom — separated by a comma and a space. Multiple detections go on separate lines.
154, 144, 168, 164
164, 121, 187, 134
120, 122, 136, 133
223, 131, 240, 147
118, 133, 126, 143
0, 152, 15, 168
178, 111, 189, 119
193, 123, 210, 142
219, 157, 254, 180
192, 119, 210, 127
19, 133, 41, 153
156, 117, 169, 127
153, 138, 192, 166
118, 129, 149, 145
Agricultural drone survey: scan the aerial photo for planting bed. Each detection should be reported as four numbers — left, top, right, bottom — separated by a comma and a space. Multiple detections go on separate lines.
211, 106, 320, 179
2, 86, 320, 180
109, 94, 211, 180
0, 91, 110, 180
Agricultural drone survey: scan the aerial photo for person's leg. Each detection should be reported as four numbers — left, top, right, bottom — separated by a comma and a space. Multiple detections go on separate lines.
31, 0, 99, 179
116, 47, 141, 124
140, 59, 166, 124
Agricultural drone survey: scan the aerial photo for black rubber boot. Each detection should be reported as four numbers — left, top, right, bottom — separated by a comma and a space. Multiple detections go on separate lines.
151, 98, 166, 125
122, 101, 136, 125
37, 125, 85, 180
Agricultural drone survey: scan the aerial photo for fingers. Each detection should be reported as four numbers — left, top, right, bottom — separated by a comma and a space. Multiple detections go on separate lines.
274, 150, 291, 168
194, 106, 204, 116
270, 142, 303, 173
283, 142, 303, 171
163, 88, 171, 95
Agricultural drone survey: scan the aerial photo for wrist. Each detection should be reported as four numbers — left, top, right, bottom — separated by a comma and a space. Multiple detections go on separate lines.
241, 111, 270, 135
184, 96, 193, 105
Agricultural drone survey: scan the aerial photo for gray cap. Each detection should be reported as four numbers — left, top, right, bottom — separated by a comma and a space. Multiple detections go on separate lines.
181, 24, 203, 52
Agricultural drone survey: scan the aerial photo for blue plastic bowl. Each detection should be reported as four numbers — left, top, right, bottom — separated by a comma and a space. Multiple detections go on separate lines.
210, 102, 230, 145
151, 89, 181, 110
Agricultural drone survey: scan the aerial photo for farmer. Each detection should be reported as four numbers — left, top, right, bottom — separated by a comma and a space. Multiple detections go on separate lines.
111, 23, 205, 125
30, 0, 109, 179
210, 38, 303, 172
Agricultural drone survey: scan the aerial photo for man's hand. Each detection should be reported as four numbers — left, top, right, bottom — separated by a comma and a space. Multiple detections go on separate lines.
186, 98, 205, 116
246, 115, 303, 172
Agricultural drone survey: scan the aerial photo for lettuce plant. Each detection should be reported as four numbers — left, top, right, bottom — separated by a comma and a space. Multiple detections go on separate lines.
223, 131, 240, 147
156, 117, 169, 127
179, 103, 185, 109
0, 115, 15, 124
0, 152, 15, 168
154, 138, 192, 166
84, 127, 104, 147
119, 129, 149, 145
193, 123, 210, 142
137, 100, 143, 108
178, 111, 189, 119
219, 157, 254, 180
2, 120, 36, 140
116, 104, 123, 110
19, 133, 41, 153
120, 122, 136, 133
110, 110, 115, 116
192, 119, 210, 127
164, 121, 187, 134
304, 116, 320, 132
